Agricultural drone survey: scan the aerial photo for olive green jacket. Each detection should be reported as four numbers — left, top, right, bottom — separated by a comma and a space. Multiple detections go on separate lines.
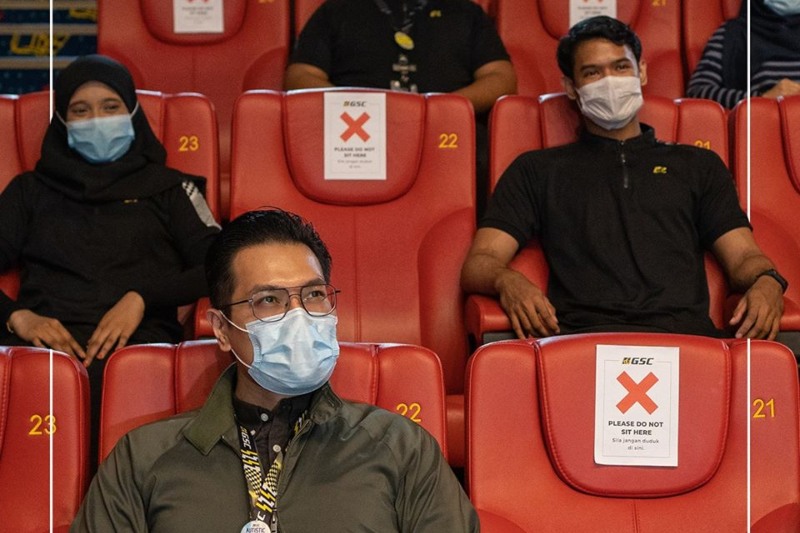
71, 365, 478, 532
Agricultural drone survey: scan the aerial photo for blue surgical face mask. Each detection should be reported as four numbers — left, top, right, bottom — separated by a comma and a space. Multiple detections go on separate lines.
764, 0, 800, 16
61, 103, 137, 163
227, 308, 340, 396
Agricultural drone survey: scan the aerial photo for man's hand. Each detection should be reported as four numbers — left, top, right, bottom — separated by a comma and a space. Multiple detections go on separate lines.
496, 269, 559, 339
83, 291, 145, 367
729, 276, 784, 340
7, 309, 86, 359
761, 78, 800, 99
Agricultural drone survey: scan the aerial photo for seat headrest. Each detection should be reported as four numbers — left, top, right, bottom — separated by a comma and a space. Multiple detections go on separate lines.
539, 2, 644, 39
141, 0, 246, 45
283, 89, 424, 205
537, 333, 730, 497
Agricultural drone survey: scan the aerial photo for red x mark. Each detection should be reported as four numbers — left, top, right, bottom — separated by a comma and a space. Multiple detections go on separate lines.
616, 371, 659, 414
340, 112, 370, 142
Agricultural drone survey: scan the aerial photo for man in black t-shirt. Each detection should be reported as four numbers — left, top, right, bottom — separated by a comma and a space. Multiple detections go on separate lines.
285, 0, 516, 114
461, 16, 786, 340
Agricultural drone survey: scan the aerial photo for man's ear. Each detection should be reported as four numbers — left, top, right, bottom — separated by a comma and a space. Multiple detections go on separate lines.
638, 59, 648, 87
563, 76, 578, 100
208, 309, 232, 352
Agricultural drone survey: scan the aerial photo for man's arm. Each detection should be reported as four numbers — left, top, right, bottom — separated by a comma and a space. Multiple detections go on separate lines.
71, 436, 148, 532
711, 227, 784, 339
284, 63, 335, 90
453, 59, 517, 114
461, 227, 558, 338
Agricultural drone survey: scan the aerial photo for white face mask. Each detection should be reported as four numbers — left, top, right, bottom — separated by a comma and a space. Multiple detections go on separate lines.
227, 308, 340, 396
575, 75, 644, 131
764, 0, 800, 16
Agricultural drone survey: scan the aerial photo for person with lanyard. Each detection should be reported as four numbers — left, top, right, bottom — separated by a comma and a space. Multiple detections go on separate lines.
284, 0, 516, 217
0, 54, 220, 470
285, 0, 516, 114
461, 16, 786, 342
71, 208, 478, 532
686, 0, 800, 109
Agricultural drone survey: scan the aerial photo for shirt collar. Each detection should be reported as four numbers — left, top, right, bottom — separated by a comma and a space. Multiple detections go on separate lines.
579, 123, 657, 150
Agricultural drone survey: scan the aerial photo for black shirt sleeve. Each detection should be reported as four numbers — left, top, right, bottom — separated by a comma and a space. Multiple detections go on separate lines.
479, 152, 541, 248
131, 181, 220, 308
694, 149, 751, 248
290, 2, 336, 73
467, 1, 510, 71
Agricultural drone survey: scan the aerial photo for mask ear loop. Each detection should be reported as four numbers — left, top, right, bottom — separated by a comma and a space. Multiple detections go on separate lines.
216, 310, 253, 369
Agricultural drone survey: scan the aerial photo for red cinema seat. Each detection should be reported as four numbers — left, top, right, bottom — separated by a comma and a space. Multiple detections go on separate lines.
494, 0, 684, 99
217, 88, 474, 464
98, 0, 289, 220
0, 347, 90, 532
99, 340, 448, 462
682, 0, 741, 79
469, 93, 731, 344
466, 333, 800, 532
731, 96, 800, 333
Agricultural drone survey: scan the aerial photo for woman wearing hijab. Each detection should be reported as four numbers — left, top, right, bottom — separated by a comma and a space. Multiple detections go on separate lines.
0, 55, 220, 459
686, 0, 800, 109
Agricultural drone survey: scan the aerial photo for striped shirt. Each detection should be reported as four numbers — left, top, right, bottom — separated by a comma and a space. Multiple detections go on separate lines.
686, 24, 800, 109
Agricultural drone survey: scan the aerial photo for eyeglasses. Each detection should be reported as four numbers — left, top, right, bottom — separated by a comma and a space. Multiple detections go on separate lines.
221, 284, 340, 323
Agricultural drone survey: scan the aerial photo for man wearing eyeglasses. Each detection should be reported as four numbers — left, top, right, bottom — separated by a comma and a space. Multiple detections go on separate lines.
72, 208, 477, 533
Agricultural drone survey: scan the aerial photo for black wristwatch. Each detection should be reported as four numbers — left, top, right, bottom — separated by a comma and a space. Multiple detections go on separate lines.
757, 269, 788, 294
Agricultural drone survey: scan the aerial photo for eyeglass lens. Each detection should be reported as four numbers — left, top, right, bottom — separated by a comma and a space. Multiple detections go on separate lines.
250, 284, 336, 321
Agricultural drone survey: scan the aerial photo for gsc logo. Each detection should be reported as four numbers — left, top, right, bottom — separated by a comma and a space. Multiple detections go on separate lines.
622, 357, 654, 365
343, 101, 367, 107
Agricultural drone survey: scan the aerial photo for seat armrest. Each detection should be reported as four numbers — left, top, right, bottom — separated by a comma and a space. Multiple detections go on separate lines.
465, 294, 514, 346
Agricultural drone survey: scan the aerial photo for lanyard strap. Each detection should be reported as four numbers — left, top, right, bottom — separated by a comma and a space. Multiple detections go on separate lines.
238, 412, 309, 526
239, 424, 281, 523
372, 0, 428, 34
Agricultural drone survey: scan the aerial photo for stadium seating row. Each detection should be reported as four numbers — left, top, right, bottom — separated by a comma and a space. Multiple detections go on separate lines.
2, 88, 800, 467
93, 0, 743, 218
1, 333, 797, 531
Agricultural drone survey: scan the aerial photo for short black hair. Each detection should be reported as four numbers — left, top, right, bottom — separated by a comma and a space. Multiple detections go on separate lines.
556, 16, 642, 80
205, 208, 333, 308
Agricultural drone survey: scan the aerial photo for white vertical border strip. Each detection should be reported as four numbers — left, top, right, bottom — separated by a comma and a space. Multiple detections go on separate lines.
50, 349, 54, 532
49, 2, 55, 532
745, 1, 752, 531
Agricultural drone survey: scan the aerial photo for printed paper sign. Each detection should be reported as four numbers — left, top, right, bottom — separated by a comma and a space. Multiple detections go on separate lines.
324, 92, 387, 180
570, 0, 617, 28
594, 344, 679, 466
174, 0, 224, 34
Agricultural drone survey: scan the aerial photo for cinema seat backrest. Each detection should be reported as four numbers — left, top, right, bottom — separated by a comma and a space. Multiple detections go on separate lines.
0, 347, 90, 532
229, 89, 474, 399
495, 0, 684, 99
98, 0, 289, 219
100, 341, 447, 461
682, 0, 742, 78
466, 334, 800, 532
731, 96, 800, 330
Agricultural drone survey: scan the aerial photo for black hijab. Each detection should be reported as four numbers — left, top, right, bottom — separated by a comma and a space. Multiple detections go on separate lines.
34, 54, 186, 202
722, 0, 800, 91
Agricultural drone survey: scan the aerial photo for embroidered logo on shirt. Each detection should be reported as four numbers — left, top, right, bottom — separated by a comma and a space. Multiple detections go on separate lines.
652, 166, 668, 174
